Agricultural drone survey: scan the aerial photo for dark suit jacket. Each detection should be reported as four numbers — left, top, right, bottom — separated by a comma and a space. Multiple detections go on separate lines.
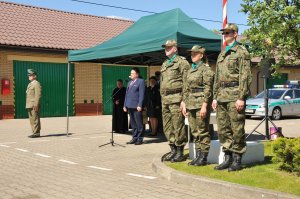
144, 85, 161, 110
124, 78, 145, 109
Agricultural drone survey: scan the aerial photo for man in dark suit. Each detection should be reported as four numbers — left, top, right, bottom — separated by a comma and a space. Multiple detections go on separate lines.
123, 67, 145, 145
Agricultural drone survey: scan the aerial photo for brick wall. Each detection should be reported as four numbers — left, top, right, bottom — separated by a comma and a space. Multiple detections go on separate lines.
281, 68, 300, 81
74, 62, 103, 115
0, 47, 67, 118
0, 47, 104, 118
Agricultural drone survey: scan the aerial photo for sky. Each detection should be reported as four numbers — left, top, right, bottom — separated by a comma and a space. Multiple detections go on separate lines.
4, 0, 250, 33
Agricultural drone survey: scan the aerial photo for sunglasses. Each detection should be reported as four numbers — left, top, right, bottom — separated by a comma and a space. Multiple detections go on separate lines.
222, 31, 234, 35
191, 52, 201, 56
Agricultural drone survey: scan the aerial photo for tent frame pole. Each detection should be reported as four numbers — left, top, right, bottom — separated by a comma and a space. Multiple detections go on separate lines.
66, 61, 70, 137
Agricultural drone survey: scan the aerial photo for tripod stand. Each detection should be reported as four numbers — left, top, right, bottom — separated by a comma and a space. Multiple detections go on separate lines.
99, 87, 125, 148
246, 75, 278, 140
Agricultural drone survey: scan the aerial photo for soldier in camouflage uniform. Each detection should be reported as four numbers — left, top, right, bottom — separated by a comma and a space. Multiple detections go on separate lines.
182, 45, 214, 166
212, 23, 252, 171
160, 40, 189, 162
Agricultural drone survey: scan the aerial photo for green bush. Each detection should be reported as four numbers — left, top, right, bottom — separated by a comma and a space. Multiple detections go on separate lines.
272, 138, 300, 176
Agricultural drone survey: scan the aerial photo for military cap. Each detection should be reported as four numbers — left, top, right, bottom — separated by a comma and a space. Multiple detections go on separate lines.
220, 23, 238, 33
162, 40, 177, 48
187, 45, 206, 53
27, 69, 37, 76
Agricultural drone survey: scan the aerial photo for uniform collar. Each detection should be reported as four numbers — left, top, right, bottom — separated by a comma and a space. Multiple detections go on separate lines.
168, 54, 177, 64
191, 61, 203, 70
225, 41, 238, 53
30, 80, 37, 84
219, 42, 240, 58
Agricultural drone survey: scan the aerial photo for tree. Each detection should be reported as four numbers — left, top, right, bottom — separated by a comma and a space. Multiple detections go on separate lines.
241, 0, 300, 73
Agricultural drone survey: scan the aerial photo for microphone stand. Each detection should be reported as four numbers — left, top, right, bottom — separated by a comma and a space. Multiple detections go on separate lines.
246, 75, 278, 140
99, 87, 126, 148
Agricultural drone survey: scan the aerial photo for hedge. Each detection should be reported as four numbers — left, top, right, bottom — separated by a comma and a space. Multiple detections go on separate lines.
272, 138, 300, 176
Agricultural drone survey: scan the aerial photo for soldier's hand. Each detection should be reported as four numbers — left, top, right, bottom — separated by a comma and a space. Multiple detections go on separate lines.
200, 107, 207, 119
235, 99, 245, 112
137, 106, 142, 112
182, 106, 187, 117
123, 107, 127, 112
212, 100, 218, 111
33, 106, 39, 112
180, 101, 185, 111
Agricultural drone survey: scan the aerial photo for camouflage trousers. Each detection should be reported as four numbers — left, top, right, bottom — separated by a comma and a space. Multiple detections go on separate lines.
216, 101, 246, 154
187, 108, 211, 152
27, 108, 41, 135
162, 103, 186, 146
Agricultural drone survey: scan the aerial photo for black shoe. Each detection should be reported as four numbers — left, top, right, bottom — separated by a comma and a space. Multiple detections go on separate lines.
214, 151, 233, 170
228, 153, 243, 172
171, 146, 185, 162
188, 150, 201, 166
126, 139, 137, 144
28, 134, 40, 138
134, 141, 143, 145
161, 144, 177, 162
193, 152, 208, 166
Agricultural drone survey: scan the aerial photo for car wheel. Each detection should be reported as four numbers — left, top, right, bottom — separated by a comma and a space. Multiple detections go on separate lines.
272, 107, 282, 120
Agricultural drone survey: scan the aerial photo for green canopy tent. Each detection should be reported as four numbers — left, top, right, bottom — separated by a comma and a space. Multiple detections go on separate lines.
66, 8, 221, 135
68, 8, 221, 65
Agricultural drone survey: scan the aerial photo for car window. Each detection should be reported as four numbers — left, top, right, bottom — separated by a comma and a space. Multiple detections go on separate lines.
295, 90, 300, 98
284, 90, 293, 99
255, 90, 286, 99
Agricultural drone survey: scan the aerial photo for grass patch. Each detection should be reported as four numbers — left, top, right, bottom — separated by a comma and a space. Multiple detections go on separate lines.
166, 141, 300, 196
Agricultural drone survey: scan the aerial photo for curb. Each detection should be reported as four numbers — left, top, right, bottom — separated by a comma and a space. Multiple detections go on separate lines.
152, 155, 299, 199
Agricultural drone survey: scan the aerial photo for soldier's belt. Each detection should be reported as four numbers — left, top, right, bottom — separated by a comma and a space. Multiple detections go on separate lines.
220, 81, 239, 88
162, 88, 182, 95
191, 88, 204, 93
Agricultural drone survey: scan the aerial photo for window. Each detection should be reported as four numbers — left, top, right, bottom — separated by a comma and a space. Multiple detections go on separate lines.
256, 90, 285, 99
294, 89, 300, 98
284, 90, 293, 99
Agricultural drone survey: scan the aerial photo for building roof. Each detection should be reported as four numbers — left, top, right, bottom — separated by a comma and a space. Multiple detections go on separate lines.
0, 1, 133, 50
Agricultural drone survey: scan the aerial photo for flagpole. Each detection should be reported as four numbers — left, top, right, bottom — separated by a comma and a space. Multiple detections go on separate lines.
222, 0, 228, 49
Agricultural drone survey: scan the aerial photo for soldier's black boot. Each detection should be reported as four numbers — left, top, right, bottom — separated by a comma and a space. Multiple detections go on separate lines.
228, 153, 243, 172
171, 146, 185, 162
161, 144, 177, 162
214, 151, 233, 170
194, 152, 208, 166
188, 150, 201, 166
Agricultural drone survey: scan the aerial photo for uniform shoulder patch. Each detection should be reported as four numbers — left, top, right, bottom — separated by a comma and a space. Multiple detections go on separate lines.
238, 44, 248, 52
244, 53, 250, 59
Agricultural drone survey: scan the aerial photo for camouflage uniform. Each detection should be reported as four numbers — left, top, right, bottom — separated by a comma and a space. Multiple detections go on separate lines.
161, 55, 189, 147
213, 43, 252, 154
183, 62, 214, 153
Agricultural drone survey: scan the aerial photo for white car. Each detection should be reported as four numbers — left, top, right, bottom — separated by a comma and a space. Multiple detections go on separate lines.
246, 86, 300, 120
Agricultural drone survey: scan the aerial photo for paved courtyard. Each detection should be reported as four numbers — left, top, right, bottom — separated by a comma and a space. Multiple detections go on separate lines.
0, 116, 299, 199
